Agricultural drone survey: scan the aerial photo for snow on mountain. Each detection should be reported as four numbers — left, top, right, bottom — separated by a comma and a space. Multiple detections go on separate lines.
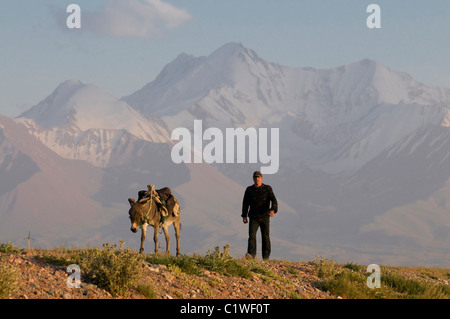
19, 79, 85, 129
124, 43, 450, 126
123, 43, 282, 128
123, 43, 450, 177
19, 79, 170, 141
17, 80, 171, 167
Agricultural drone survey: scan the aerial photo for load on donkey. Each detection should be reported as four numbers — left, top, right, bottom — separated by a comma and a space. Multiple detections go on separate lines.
128, 185, 181, 255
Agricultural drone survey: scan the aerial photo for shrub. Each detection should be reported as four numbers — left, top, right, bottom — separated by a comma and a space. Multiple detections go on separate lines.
380, 271, 450, 298
195, 245, 252, 279
314, 256, 339, 279
0, 264, 18, 299
35, 254, 73, 267
81, 242, 144, 296
146, 254, 202, 276
382, 272, 427, 296
314, 263, 450, 299
344, 262, 362, 272
0, 241, 21, 254
136, 282, 158, 299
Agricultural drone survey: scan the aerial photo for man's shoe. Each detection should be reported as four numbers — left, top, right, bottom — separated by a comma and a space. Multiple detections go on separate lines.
245, 253, 254, 260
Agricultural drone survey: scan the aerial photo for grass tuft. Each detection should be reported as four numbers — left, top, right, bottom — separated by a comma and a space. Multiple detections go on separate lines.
79, 242, 144, 296
313, 259, 450, 299
0, 263, 18, 299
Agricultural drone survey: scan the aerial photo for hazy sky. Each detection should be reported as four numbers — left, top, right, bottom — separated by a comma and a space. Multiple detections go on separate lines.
1, 0, 450, 117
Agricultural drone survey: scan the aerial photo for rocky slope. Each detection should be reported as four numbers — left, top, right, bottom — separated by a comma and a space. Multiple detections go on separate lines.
2, 250, 328, 299
2, 249, 449, 300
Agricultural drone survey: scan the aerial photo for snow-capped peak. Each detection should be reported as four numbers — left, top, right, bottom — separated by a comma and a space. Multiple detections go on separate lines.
207, 42, 258, 64
17, 80, 170, 142
18, 79, 85, 129
15, 79, 172, 167
122, 42, 273, 117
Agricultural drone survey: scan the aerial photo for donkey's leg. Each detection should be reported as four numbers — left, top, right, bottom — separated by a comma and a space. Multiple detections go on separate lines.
162, 226, 170, 255
139, 223, 148, 254
153, 224, 160, 254
174, 219, 181, 256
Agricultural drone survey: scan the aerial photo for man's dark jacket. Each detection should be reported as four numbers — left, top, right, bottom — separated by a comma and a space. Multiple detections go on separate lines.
241, 183, 278, 218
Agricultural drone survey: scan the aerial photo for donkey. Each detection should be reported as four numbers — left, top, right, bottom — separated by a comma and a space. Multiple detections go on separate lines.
128, 189, 181, 255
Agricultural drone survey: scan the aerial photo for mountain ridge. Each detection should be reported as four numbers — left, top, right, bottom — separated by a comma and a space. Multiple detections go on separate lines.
1, 42, 450, 266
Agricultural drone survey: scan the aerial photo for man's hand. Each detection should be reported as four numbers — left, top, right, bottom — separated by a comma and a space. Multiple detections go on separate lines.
269, 210, 275, 217
243, 217, 248, 224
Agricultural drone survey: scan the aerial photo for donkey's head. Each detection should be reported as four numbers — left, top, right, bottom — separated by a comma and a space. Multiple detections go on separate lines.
128, 197, 150, 233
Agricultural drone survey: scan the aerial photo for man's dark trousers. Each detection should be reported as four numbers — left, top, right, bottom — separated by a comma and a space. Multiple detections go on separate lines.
247, 215, 271, 260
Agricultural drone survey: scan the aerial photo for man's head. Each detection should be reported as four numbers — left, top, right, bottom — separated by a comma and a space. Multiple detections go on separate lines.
252, 171, 263, 187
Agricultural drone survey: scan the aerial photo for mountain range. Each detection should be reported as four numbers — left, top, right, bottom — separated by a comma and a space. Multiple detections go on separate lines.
1, 42, 449, 266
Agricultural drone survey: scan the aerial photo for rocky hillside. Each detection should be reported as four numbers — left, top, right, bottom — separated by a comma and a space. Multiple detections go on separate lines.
2, 249, 327, 300
1, 244, 449, 301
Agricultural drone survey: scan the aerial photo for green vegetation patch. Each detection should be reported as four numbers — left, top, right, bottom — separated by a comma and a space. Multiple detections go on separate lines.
0, 241, 21, 254
78, 242, 144, 296
0, 263, 18, 299
146, 245, 253, 279
313, 257, 450, 299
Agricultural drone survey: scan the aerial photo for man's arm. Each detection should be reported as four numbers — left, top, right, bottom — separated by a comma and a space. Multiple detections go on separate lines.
268, 185, 278, 214
241, 187, 250, 218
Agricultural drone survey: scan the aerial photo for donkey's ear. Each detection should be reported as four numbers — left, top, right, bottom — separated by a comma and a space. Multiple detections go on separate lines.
128, 198, 135, 206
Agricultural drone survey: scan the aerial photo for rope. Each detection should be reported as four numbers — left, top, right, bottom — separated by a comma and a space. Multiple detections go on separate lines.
140, 191, 153, 228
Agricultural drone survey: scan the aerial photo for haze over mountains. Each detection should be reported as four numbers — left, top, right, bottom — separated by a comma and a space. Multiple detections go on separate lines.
1, 43, 449, 266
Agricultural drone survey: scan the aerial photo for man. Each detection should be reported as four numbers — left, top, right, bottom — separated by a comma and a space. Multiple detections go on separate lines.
241, 171, 278, 260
